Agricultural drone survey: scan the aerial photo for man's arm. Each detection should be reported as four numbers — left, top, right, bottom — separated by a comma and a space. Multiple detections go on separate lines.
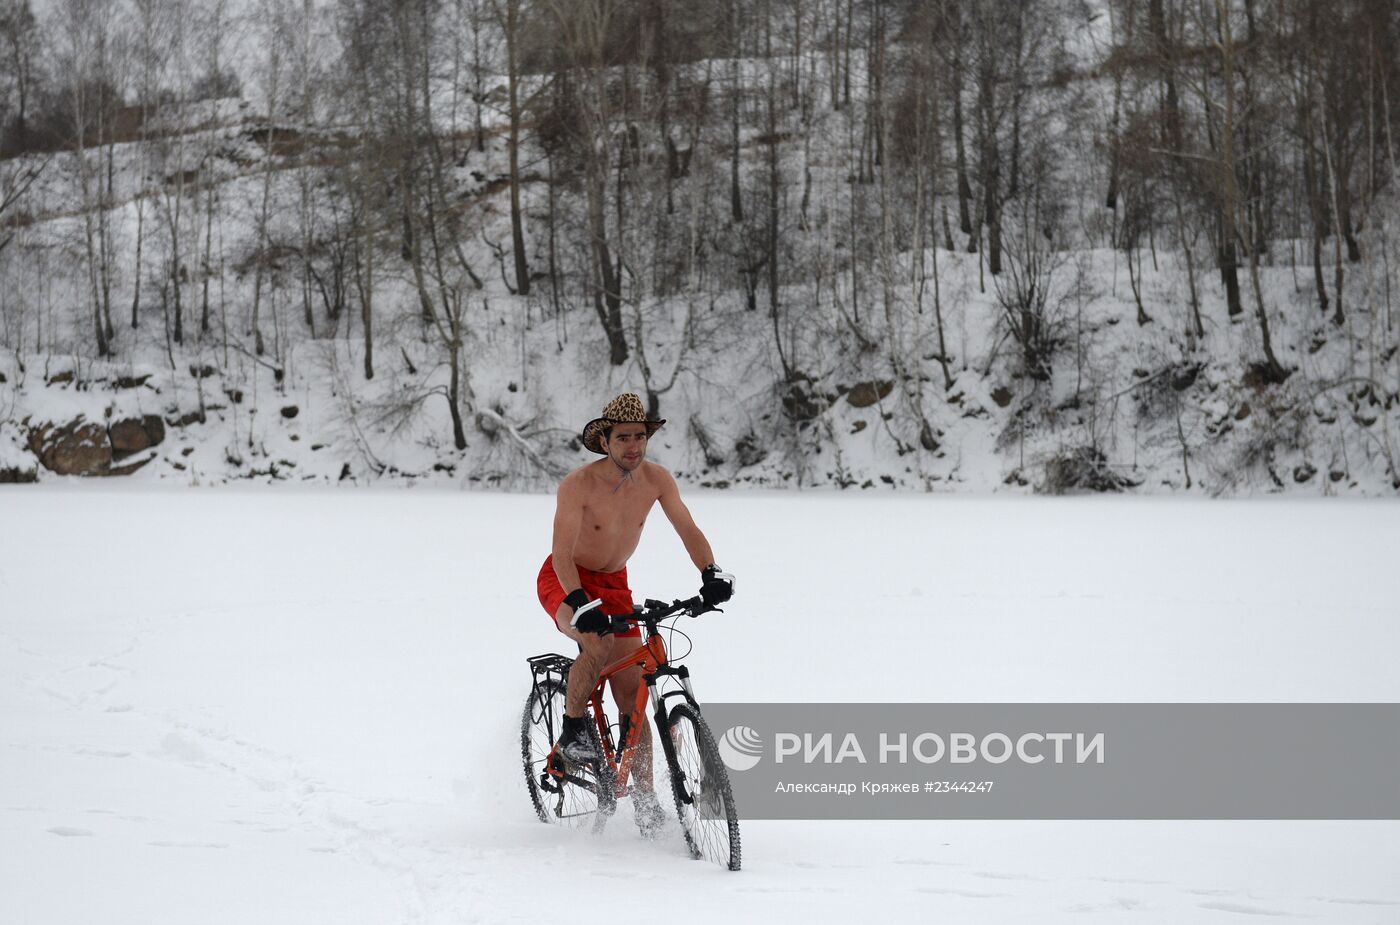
551, 474, 585, 593
656, 467, 716, 571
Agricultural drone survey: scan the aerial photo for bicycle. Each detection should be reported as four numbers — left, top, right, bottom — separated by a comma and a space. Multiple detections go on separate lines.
521, 594, 742, 871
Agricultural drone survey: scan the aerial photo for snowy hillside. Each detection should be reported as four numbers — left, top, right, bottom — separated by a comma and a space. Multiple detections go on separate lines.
3, 234, 1398, 494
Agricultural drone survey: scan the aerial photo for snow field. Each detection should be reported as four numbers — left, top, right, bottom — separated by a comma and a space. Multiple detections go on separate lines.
1, 487, 1398, 922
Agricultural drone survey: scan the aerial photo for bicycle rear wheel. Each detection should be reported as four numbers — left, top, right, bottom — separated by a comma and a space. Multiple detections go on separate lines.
665, 702, 741, 870
521, 678, 615, 832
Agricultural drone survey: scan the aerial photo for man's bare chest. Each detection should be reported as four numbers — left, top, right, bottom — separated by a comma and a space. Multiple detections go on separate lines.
580, 483, 660, 533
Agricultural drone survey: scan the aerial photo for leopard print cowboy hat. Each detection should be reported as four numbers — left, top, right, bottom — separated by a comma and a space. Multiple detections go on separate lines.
581, 392, 666, 454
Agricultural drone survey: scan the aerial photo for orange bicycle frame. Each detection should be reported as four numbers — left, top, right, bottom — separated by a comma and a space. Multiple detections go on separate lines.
587, 628, 674, 798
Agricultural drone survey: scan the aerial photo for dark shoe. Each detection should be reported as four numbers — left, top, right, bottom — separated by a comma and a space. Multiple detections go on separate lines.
556, 714, 601, 764
633, 788, 666, 839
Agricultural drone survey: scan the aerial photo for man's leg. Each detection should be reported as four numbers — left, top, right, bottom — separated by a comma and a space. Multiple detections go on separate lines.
606, 635, 665, 835
605, 636, 654, 791
553, 604, 610, 717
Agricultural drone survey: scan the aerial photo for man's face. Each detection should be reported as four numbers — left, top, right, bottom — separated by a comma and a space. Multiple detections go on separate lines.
602, 423, 649, 471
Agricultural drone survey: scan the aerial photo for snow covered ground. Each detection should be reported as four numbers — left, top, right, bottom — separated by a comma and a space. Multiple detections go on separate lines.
2, 487, 1398, 923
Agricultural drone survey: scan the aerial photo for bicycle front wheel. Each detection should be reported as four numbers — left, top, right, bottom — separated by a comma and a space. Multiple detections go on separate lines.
521, 678, 615, 832
665, 702, 741, 870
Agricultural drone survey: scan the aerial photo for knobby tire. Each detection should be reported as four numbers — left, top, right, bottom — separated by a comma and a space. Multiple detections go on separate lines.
665, 702, 741, 870
520, 678, 616, 833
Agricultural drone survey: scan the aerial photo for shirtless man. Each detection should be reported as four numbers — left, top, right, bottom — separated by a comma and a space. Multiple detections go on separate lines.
536, 393, 735, 831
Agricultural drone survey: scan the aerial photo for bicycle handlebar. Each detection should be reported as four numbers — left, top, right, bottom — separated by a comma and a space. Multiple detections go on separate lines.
595, 595, 719, 635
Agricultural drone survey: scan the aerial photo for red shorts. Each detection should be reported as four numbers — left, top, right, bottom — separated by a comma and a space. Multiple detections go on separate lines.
537, 555, 640, 638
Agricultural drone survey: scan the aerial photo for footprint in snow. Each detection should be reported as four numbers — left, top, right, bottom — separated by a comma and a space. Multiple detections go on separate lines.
1307, 895, 1400, 907
158, 733, 208, 763
913, 886, 1011, 899
1064, 897, 1144, 913
973, 870, 1046, 882
1197, 900, 1295, 917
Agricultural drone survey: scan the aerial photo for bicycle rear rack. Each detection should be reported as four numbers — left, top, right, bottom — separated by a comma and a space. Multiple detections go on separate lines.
526, 653, 574, 726
527, 654, 575, 794
527, 652, 575, 682
527, 653, 609, 797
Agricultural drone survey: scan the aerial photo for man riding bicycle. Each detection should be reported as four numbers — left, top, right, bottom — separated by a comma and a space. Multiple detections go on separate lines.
536, 392, 735, 834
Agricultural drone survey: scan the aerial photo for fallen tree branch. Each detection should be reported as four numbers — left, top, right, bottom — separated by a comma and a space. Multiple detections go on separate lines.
474, 407, 567, 479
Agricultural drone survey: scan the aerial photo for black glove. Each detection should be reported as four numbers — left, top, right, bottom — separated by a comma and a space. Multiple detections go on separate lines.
565, 589, 609, 635
700, 564, 735, 607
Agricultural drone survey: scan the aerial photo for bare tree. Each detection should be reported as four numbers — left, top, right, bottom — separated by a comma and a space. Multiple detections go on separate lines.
368, 0, 483, 447
248, 0, 288, 357
545, 0, 628, 365
55, 0, 127, 356
0, 0, 44, 248
485, 0, 532, 295
0, 0, 38, 152
1211, 0, 1285, 378
963, 0, 1065, 277
129, 0, 172, 331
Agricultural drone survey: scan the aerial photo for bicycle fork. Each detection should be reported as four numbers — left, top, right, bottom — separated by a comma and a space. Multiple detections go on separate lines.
645, 666, 700, 805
